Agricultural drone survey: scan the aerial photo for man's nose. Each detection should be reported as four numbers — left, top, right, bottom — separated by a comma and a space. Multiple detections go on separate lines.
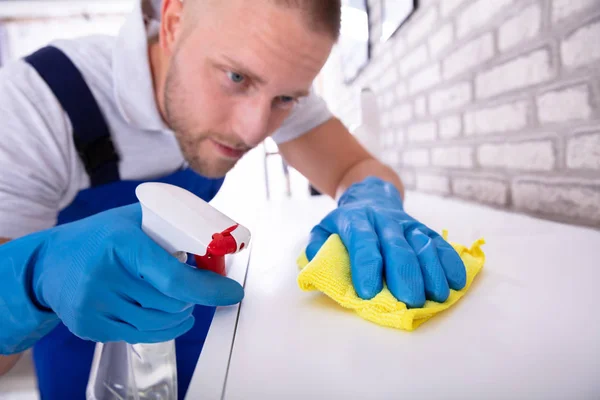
233, 98, 272, 147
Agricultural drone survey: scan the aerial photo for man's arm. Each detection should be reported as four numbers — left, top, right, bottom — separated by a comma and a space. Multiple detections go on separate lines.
0, 237, 24, 377
277, 117, 405, 201
279, 116, 467, 307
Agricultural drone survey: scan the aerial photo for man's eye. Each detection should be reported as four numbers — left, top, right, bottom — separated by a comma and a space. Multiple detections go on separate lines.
279, 96, 295, 103
227, 71, 245, 83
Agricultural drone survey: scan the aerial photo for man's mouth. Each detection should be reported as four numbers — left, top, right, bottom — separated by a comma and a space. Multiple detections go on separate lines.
210, 139, 248, 159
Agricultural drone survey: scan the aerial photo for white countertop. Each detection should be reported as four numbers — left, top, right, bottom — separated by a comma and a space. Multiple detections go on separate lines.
188, 191, 600, 400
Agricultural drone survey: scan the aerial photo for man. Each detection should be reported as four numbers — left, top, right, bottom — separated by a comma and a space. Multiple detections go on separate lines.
0, 0, 467, 398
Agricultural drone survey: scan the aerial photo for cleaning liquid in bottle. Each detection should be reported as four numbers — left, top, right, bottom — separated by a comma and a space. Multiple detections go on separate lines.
86, 183, 250, 400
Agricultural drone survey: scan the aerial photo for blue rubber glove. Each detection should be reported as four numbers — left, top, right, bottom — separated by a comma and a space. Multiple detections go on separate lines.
306, 176, 466, 308
0, 203, 244, 355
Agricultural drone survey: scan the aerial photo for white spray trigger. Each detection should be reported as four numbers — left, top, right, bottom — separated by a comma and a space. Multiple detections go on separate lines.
135, 182, 251, 261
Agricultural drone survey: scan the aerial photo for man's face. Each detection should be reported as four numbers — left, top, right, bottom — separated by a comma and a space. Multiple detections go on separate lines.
159, 0, 335, 178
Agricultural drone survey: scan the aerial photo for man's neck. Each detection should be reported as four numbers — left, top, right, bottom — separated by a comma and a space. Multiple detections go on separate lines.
148, 39, 168, 125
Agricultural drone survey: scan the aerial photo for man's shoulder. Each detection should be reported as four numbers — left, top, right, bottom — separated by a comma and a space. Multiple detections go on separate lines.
51, 34, 117, 93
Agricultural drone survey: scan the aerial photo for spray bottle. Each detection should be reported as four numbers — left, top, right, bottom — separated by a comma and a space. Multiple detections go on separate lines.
86, 182, 251, 400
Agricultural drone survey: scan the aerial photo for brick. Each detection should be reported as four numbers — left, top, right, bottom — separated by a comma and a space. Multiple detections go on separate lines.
567, 131, 600, 169
441, 0, 469, 17
429, 23, 453, 58
378, 65, 397, 90
398, 169, 416, 189
561, 20, 600, 69
464, 100, 529, 135
396, 129, 405, 146
382, 149, 400, 165
429, 81, 472, 114
477, 140, 556, 171
407, 8, 438, 45
409, 63, 442, 94
499, 3, 542, 51
407, 121, 437, 142
395, 81, 408, 101
393, 37, 407, 58
552, 0, 600, 22
382, 50, 394, 72
444, 33, 494, 79
476, 49, 553, 98
403, 149, 430, 167
416, 173, 450, 194
452, 177, 509, 205
457, 0, 514, 38
381, 112, 392, 129
393, 103, 413, 124
432, 146, 474, 167
414, 96, 427, 117
383, 91, 395, 109
512, 180, 600, 226
537, 85, 592, 123
399, 44, 429, 77
439, 115, 462, 138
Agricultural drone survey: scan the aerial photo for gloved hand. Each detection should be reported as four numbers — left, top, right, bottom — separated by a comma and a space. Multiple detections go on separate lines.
306, 176, 466, 308
0, 203, 244, 355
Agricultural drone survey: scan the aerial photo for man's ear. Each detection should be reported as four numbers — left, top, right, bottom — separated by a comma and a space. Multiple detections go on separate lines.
159, 0, 184, 53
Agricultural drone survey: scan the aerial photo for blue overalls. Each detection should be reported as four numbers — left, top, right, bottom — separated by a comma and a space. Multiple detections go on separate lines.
23, 46, 224, 399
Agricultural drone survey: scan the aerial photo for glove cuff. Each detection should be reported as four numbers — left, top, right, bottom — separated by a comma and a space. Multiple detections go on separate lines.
0, 236, 59, 355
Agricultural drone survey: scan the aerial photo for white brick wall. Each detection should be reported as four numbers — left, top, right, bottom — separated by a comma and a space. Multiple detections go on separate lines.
513, 180, 600, 225
409, 63, 441, 94
414, 96, 427, 117
476, 49, 553, 98
416, 173, 450, 194
441, 0, 470, 17
439, 115, 462, 138
406, 8, 439, 45
456, 0, 514, 38
318, 0, 600, 228
432, 146, 474, 168
561, 20, 600, 69
407, 121, 437, 142
429, 23, 453, 58
567, 132, 600, 170
443, 33, 494, 79
394, 103, 414, 124
400, 44, 429, 77
396, 81, 408, 101
552, 0, 600, 22
452, 177, 509, 205
499, 3, 542, 51
537, 85, 592, 123
429, 81, 472, 114
464, 100, 529, 135
403, 149, 430, 167
477, 140, 556, 171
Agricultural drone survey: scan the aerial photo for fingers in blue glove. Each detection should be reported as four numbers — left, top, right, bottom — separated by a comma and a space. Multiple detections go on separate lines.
405, 228, 450, 304
317, 209, 384, 300
432, 235, 467, 290
108, 292, 194, 332
306, 225, 330, 262
375, 214, 425, 308
115, 229, 245, 307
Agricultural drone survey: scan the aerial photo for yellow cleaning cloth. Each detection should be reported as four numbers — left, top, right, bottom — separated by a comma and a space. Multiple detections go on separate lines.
297, 231, 485, 331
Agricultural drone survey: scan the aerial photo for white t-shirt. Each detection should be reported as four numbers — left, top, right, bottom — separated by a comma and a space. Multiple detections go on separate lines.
0, 0, 332, 239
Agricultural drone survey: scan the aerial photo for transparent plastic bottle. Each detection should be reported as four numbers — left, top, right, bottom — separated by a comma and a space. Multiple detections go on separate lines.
86, 340, 177, 400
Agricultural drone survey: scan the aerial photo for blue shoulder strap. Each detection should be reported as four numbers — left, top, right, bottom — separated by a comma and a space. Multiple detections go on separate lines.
24, 45, 120, 187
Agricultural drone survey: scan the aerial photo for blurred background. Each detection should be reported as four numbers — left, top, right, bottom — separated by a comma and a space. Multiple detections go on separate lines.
0, 0, 599, 398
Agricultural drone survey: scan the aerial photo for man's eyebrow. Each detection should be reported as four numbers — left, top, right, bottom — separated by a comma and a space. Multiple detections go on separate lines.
219, 56, 310, 98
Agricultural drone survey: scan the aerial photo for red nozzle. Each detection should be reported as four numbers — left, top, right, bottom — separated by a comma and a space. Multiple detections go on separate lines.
194, 224, 239, 276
